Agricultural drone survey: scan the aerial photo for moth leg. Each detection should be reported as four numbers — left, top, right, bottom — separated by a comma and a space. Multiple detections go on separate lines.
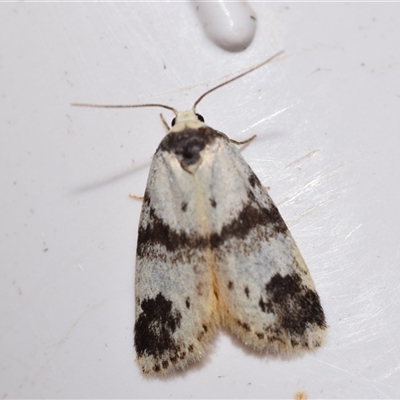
229, 134, 256, 145
159, 113, 170, 131
129, 193, 144, 201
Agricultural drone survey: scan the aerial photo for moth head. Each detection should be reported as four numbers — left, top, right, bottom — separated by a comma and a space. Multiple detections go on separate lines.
170, 110, 205, 132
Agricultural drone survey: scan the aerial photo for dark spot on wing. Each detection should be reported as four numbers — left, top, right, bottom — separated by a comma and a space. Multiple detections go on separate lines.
143, 189, 151, 205
181, 202, 188, 212
162, 360, 169, 369
291, 338, 300, 347
210, 198, 217, 208
249, 172, 261, 188
134, 293, 182, 361
237, 320, 251, 331
260, 273, 326, 337
170, 355, 177, 363
262, 325, 286, 344
244, 286, 250, 298
188, 344, 194, 352
185, 297, 190, 309
267, 202, 288, 234
202, 324, 208, 332
228, 281, 234, 290
256, 332, 265, 339
259, 297, 272, 313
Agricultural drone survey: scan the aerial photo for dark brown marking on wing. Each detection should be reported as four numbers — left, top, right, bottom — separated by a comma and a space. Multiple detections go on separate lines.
134, 293, 182, 363
259, 273, 326, 337
209, 196, 288, 249
137, 207, 208, 257
138, 185, 288, 259
153, 364, 160, 373
256, 332, 265, 339
181, 202, 188, 212
237, 319, 251, 331
249, 172, 261, 188
143, 189, 151, 206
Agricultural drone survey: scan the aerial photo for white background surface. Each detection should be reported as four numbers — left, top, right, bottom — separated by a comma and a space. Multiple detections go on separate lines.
1, 2, 400, 399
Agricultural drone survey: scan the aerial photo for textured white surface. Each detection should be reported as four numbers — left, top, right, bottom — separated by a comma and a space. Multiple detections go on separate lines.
1, 2, 400, 398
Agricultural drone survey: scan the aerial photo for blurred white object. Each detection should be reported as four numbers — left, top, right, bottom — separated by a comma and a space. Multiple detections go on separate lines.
192, 0, 256, 52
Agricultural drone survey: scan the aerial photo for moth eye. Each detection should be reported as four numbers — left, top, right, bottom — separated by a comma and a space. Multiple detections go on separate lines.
171, 117, 176, 127
196, 113, 205, 122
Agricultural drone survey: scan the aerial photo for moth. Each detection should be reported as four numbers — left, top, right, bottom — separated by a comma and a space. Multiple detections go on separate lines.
73, 52, 327, 376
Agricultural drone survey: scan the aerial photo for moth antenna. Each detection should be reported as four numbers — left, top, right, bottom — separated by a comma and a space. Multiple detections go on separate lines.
71, 102, 178, 116
192, 50, 284, 112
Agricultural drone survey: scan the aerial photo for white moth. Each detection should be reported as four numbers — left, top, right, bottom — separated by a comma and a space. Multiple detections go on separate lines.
73, 52, 327, 376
